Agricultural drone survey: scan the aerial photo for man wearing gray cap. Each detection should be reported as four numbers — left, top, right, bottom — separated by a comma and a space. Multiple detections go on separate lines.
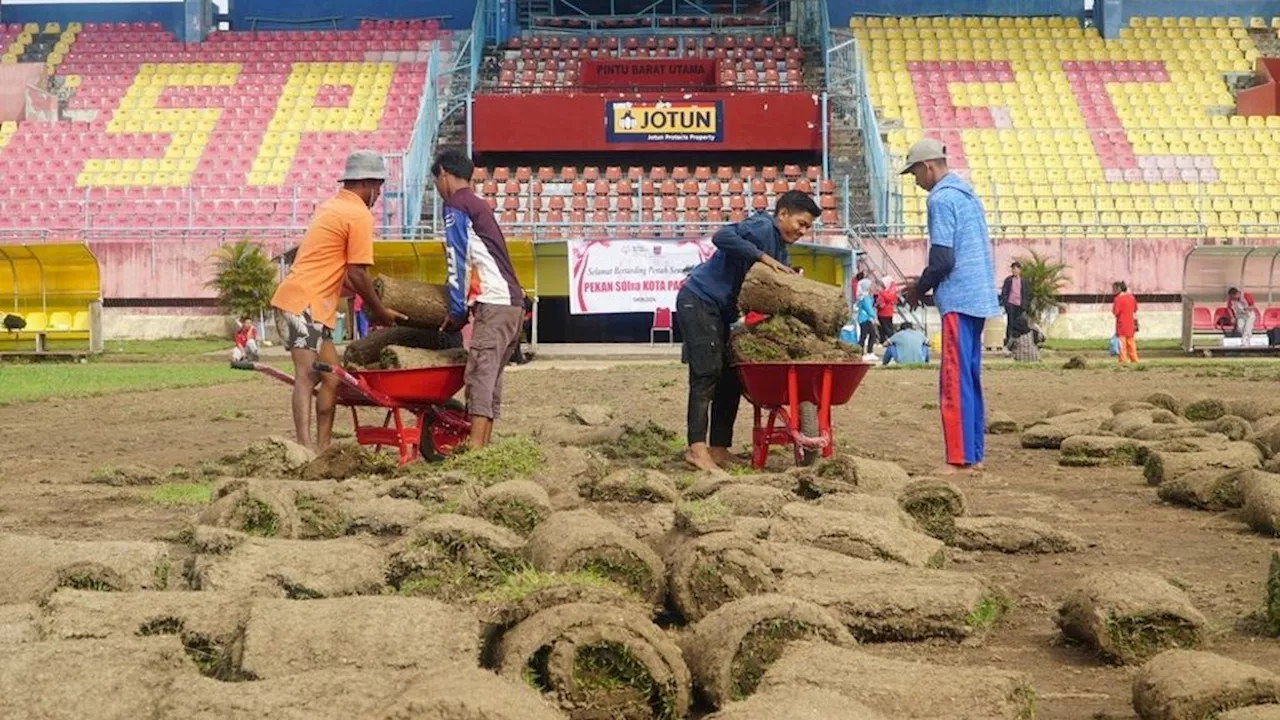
271, 149, 406, 450
901, 138, 1000, 474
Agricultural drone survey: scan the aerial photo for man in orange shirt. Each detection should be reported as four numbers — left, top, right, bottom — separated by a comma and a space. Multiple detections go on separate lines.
1112, 280, 1139, 364
271, 150, 404, 449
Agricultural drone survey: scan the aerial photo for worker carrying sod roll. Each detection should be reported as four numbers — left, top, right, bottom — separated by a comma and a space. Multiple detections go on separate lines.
371, 274, 451, 329
674, 190, 823, 476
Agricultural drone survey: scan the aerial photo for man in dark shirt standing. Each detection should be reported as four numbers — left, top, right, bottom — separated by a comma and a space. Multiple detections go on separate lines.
677, 190, 821, 473
432, 149, 525, 449
998, 261, 1028, 347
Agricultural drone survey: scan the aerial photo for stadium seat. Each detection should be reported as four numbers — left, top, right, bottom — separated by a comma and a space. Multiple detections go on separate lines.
23, 312, 48, 331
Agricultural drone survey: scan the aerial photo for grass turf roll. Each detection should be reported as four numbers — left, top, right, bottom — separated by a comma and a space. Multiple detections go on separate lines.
1132, 650, 1280, 720
667, 531, 778, 623
737, 264, 849, 337
1143, 443, 1262, 486
378, 345, 468, 369
526, 510, 667, 605
1057, 570, 1206, 666
495, 601, 691, 720
342, 325, 461, 368
372, 274, 451, 328
768, 503, 946, 568
681, 594, 852, 709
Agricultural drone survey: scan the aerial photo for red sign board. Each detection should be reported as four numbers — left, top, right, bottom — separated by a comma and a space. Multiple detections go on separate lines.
580, 59, 717, 89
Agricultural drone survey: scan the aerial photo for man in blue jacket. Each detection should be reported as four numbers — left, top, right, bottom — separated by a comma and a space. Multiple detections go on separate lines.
676, 190, 822, 473
901, 138, 1000, 474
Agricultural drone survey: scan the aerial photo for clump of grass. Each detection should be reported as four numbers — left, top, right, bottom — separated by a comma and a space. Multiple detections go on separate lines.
153, 559, 172, 590
900, 496, 959, 542
211, 409, 249, 422
145, 483, 213, 506
60, 572, 119, 592
569, 642, 675, 720
580, 555, 654, 599
237, 497, 280, 537
676, 498, 732, 526
1010, 683, 1037, 720
599, 422, 682, 462
444, 437, 544, 484
729, 619, 820, 701
88, 464, 162, 486
966, 594, 1010, 631
480, 497, 546, 535
1103, 612, 1201, 664
294, 494, 349, 538
1183, 398, 1226, 422
477, 568, 621, 605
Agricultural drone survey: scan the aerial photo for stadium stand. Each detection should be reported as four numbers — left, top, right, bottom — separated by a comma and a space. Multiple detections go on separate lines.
492, 34, 806, 89
0, 19, 447, 232
850, 15, 1280, 237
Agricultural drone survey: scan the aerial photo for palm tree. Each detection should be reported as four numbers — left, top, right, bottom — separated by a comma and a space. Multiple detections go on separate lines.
208, 239, 277, 322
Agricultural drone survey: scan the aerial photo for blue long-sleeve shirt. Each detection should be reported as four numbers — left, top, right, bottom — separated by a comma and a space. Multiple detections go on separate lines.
683, 213, 787, 317
856, 294, 876, 324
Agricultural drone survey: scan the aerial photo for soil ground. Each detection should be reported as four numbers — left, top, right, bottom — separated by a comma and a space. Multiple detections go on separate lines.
2, 354, 1279, 718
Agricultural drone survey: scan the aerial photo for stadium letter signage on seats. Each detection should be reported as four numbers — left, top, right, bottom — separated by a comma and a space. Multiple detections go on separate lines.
605, 100, 723, 143
580, 59, 717, 89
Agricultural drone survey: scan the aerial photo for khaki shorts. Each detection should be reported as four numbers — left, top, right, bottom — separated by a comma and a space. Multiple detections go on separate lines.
465, 302, 523, 420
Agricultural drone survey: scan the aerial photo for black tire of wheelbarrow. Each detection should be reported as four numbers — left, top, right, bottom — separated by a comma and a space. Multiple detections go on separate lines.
420, 399, 469, 462
799, 401, 820, 466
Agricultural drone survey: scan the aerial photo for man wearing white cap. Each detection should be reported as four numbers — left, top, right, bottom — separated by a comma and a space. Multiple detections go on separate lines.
901, 138, 1000, 474
271, 149, 406, 450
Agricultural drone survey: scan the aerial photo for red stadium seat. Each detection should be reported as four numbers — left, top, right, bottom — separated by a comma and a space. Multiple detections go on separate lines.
1264, 308, 1280, 330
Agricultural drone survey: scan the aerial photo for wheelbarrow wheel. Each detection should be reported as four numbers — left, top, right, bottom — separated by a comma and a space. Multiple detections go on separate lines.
798, 401, 820, 466
422, 399, 470, 462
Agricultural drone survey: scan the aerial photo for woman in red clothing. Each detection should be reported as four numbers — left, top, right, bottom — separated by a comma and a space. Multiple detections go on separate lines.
1112, 281, 1139, 364
875, 276, 899, 343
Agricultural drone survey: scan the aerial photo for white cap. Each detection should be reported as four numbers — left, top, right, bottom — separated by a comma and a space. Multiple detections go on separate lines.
339, 149, 388, 182
881, 275, 894, 286
899, 138, 946, 174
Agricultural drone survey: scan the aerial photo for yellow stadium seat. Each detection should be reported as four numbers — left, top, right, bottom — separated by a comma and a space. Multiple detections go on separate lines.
71, 312, 89, 332
47, 312, 72, 331
24, 312, 47, 331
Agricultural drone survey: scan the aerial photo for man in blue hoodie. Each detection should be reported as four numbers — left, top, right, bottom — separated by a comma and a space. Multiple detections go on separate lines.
901, 139, 1000, 474
677, 190, 822, 473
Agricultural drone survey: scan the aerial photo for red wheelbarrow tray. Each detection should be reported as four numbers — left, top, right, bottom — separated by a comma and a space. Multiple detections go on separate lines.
238, 362, 470, 465
734, 360, 871, 469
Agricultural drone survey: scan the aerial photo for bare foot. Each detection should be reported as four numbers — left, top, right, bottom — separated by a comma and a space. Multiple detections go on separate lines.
686, 447, 728, 476
708, 447, 746, 469
938, 463, 982, 476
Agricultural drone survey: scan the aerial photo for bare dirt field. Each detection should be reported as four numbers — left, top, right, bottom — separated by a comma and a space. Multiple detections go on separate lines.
1, 357, 1278, 719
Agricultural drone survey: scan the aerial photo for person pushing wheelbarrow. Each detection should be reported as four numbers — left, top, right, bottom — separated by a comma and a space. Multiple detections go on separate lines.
270, 150, 406, 451
676, 190, 821, 474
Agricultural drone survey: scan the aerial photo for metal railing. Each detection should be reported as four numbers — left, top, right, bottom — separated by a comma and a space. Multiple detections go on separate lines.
825, 30, 893, 231
480, 82, 818, 93
397, 41, 443, 237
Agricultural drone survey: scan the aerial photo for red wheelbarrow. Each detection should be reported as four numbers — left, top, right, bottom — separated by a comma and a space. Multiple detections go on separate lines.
735, 361, 871, 469
233, 361, 470, 465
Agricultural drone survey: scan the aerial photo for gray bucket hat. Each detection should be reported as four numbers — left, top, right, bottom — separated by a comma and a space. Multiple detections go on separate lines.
339, 150, 388, 182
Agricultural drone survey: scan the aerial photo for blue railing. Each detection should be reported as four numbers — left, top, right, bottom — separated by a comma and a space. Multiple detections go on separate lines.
849, 35, 894, 231
400, 42, 443, 236
470, 0, 487, 94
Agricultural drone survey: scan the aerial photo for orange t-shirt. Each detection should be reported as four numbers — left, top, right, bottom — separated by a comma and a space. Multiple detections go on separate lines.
271, 189, 375, 329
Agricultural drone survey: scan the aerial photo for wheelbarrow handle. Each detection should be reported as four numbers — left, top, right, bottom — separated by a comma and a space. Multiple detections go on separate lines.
314, 362, 334, 374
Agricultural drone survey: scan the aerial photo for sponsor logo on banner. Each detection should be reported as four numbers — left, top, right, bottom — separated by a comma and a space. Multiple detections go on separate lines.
569, 238, 716, 315
605, 100, 723, 144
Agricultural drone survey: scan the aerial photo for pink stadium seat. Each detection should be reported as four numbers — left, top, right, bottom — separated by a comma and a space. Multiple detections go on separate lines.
1263, 308, 1280, 331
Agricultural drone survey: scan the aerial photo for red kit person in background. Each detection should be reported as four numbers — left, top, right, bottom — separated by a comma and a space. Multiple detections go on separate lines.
1112, 281, 1139, 364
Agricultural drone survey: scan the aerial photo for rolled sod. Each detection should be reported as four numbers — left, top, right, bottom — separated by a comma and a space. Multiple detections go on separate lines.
1243, 472, 1280, 536
585, 469, 682, 504
1157, 467, 1254, 511
950, 516, 1083, 554
526, 510, 667, 605
681, 594, 852, 709
1184, 398, 1228, 422
198, 478, 302, 538
475, 480, 552, 535
1217, 707, 1280, 720
165, 667, 417, 718
1196, 415, 1253, 441
495, 601, 691, 720
731, 314, 856, 363
42, 588, 245, 644
378, 345, 468, 369
1057, 570, 1206, 665
1130, 425, 1213, 442
668, 531, 778, 624
737, 264, 849, 336
774, 543, 1003, 641
757, 641, 1037, 719
1021, 420, 1107, 450
1143, 443, 1262, 486
386, 514, 526, 599
1145, 392, 1182, 415
1132, 650, 1280, 720
372, 274, 450, 328
706, 484, 793, 518
239, 596, 480, 679
1113, 400, 1157, 414
1059, 435, 1152, 467
1251, 422, 1280, 459
817, 493, 920, 530
342, 325, 461, 368
1226, 399, 1279, 423
896, 478, 967, 540
476, 570, 648, 635
187, 535, 387, 598
0, 532, 172, 603
706, 686, 890, 720
220, 436, 315, 477
1102, 409, 1160, 438
769, 503, 946, 568
795, 454, 911, 497
376, 665, 571, 720
987, 410, 1019, 434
